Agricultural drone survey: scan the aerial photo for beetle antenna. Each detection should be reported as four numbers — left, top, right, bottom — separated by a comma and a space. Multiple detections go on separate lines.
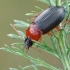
10, 24, 30, 52
10, 24, 56, 63
10, 24, 24, 41
31, 47, 56, 63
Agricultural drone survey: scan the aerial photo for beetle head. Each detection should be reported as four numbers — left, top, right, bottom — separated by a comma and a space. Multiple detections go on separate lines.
24, 37, 33, 49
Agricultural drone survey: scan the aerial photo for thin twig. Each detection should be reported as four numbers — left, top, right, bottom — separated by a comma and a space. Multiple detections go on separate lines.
10, 24, 24, 41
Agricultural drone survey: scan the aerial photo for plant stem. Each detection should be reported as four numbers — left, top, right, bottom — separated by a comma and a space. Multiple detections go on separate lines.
58, 30, 70, 70
58, 0, 61, 6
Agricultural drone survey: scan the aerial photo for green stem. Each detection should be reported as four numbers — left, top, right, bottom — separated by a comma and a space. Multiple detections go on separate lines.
58, 30, 70, 70
58, 0, 61, 6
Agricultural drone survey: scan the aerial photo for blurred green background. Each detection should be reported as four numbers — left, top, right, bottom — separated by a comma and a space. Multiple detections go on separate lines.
0, 0, 63, 70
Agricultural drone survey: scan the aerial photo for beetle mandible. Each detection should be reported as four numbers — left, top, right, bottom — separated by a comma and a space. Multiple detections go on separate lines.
25, 6, 66, 49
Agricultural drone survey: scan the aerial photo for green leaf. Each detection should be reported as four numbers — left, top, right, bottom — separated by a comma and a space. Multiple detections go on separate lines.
26, 13, 37, 16
20, 65, 38, 70
35, 6, 43, 11
19, 65, 24, 70
48, 0, 52, 6
2, 44, 12, 52
31, 11, 37, 13
2, 45, 58, 70
50, 36, 58, 55
65, 25, 70, 34
66, 0, 69, 13
12, 46, 22, 53
34, 40, 58, 57
30, 58, 58, 70
66, 11, 70, 20
14, 20, 29, 28
67, 46, 70, 56
27, 19, 32, 24
63, 30, 69, 50
11, 43, 24, 46
61, 1, 70, 6
2, 45, 24, 56
7, 34, 22, 40
66, 31, 70, 34
61, 1, 70, 14
37, 0, 56, 6
56, 0, 58, 6
9, 68, 18, 70
17, 30, 26, 40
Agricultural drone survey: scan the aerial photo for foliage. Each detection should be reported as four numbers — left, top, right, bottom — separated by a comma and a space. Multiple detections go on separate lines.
0, 0, 70, 70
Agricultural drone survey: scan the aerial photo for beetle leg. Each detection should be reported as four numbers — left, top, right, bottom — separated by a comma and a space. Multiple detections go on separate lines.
54, 20, 70, 31
47, 32, 53, 36
31, 12, 42, 22
35, 12, 42, 17
47, 26, 61, 36
31, 18, 35, 22
38, 36, 42, 42
55, 26, 60, 31
68, 20, 70, 23
53, 26, 62, 34
62, 20, 70, 27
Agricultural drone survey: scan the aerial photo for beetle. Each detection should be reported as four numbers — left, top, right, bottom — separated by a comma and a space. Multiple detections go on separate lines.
10, 6, 66, 63
25, 6, 66, 49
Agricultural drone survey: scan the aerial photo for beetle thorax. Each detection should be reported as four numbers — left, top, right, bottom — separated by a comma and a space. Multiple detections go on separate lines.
26, 24, 42, 41
30, 24, 42, 35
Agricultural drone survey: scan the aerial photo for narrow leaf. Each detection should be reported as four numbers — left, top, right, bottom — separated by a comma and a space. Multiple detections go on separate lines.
31, 11, 37, 13
2, 45, 58, 70
30, 59, 58, 70
35, 6, 43, 11
34, 40, 58, 57
50, 36, 58, 55
20, 65, 38, 70
61, 1, 70, 6
37, 0, 56, 6
67, 46, 70, 56
27, 19, 32, 24
11, 43, 24, 46
19, 66, 24, 70
14, 20, 29, 28
26, 13, 37, 16
2, 45, 12, 52
17, 30, 26, 40
66, 0, 69, 13
7, 34, 22, 40
12, 46, 22, 53
9, 68, 18, 70
2, 45, 24, 56
56, 0, 58, 6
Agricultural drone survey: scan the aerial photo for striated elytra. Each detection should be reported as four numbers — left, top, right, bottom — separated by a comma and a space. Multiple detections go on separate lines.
34, 6, 66, 34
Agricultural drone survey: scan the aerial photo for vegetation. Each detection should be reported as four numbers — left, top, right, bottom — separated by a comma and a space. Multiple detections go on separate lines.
1, 0, 70, 70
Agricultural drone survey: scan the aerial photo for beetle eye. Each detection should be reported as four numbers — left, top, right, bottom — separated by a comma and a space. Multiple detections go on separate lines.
24, 37, 33, 49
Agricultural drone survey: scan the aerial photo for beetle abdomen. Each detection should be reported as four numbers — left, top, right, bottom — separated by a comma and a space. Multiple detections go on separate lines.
34, 6, 66, 34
